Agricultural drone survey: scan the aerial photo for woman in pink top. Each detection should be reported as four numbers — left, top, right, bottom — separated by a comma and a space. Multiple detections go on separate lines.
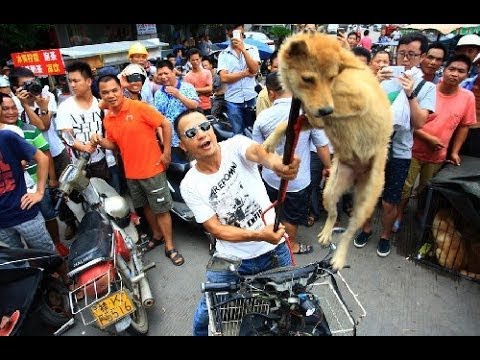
359, 29, 373, 51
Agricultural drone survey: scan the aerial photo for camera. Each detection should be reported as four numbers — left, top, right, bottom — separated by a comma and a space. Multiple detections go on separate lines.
20, 79, 43, 96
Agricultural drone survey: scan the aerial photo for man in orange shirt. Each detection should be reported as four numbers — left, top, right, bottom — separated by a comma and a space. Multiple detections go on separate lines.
90, 73, 184, 266
184, 48, 212, 115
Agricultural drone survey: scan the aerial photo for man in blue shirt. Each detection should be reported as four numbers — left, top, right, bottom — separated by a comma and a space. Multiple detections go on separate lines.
0, 130, 54, 251
218, 24, 260, 135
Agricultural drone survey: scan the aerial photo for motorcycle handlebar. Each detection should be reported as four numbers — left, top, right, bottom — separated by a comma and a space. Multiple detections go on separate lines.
201, 281, 238, 293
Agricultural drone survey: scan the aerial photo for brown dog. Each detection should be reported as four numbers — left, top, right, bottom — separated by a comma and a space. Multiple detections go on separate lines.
263, 33, 393, 270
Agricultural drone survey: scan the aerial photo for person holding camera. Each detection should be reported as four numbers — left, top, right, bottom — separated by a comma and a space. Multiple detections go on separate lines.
8, 67, 74, 240
217, 24, 260, 135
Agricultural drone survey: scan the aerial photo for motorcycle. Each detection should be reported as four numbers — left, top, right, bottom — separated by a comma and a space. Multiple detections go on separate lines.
202, 243, 366, 336
0, 242, 72, 336
56, 133, 155, 335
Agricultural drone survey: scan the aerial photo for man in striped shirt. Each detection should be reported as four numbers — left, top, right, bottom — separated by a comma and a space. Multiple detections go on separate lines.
0, 93, 68, 256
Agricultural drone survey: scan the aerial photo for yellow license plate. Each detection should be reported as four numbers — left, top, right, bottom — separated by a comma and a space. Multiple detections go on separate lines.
90, 290, 136, 329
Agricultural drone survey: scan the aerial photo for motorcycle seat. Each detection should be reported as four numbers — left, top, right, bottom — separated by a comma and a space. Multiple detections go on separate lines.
68, 211, 113, 272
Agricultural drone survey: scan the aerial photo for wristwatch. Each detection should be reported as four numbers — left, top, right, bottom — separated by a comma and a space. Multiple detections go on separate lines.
40, 109, 49, 115
407, 92, 416, 100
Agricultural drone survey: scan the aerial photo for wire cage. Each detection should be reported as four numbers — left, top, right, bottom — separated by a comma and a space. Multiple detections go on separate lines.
206, 271, 365, 336
414, 185, 480, 282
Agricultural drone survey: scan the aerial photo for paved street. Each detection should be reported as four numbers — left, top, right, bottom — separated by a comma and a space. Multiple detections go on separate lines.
62, 200, 480, 336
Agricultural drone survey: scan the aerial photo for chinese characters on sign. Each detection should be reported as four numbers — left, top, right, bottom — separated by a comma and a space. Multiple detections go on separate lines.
136, 24, 157, 36
10, 49, 66, 76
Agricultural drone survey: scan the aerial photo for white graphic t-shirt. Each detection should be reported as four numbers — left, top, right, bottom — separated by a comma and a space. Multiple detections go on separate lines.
180, 135, 280, 259
55, 96, 104, 163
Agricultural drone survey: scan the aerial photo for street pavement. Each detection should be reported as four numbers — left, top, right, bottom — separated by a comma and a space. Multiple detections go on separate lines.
60, 27, 480, 336
62, 201, 480, 336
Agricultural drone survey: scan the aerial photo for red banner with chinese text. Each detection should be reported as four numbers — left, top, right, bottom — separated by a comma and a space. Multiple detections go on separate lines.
10, 49, 66, 76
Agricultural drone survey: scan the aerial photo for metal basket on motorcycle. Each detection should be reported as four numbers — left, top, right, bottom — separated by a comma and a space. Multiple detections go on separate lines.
66, 211, 135, 328
203, 244, 366, 336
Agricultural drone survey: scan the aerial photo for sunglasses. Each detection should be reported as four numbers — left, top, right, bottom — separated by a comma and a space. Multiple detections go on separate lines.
183, 121, 212, 139
126, 74, 145, 83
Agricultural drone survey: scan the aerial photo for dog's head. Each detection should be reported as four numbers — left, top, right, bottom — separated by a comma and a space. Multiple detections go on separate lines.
279, 33, 363, 121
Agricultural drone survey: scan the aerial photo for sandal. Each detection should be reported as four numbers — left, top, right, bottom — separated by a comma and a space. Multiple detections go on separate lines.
144, 236, 165, 252
292, 243, 313, 255
165, 248, 185, 266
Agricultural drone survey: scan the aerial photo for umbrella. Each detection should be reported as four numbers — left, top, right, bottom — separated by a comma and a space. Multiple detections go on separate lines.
214, 38, 274, 60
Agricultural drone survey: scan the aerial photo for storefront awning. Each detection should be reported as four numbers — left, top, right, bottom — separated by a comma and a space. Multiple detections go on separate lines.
60, 38, 169, 68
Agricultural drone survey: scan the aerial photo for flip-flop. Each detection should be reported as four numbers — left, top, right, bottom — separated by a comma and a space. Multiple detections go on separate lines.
292, 243, 313, 255
144, 236, 165, 252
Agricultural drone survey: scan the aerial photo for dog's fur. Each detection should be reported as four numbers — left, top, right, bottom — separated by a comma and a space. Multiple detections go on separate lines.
263, 33, 393, 270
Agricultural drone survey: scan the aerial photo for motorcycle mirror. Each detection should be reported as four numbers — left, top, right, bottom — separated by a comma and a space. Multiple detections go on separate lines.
61, 131, 75, 147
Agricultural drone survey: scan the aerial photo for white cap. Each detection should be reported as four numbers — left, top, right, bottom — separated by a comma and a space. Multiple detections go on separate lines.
456, 34, 480, 47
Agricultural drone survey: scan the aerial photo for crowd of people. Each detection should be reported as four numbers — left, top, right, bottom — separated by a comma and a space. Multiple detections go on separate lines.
0, 23, 479, 335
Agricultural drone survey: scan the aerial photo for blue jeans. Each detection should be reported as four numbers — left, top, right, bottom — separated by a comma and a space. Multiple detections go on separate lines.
225, 98, 256, 135
309, 151, 325, 220
192, 241, 292, 336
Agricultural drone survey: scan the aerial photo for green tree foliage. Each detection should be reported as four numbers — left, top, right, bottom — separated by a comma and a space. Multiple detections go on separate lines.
269, 26, 293, 49
0, 24, 52, 59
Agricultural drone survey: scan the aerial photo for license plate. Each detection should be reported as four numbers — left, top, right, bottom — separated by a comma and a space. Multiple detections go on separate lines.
90, 290, 136, 329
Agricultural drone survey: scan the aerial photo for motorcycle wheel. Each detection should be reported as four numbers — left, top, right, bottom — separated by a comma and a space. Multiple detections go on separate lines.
38, 276, 72, 328
125, 288, 149, 335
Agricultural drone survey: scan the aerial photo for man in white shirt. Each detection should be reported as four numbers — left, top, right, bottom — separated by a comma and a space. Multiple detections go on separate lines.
176, 109, 299, 336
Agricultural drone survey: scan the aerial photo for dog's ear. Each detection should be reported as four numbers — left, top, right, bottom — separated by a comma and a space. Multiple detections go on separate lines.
285, 39, 308, 59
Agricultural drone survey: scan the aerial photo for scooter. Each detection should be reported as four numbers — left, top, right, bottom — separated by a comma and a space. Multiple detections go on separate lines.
0, 242, 72, 336
56, 133, 155, 335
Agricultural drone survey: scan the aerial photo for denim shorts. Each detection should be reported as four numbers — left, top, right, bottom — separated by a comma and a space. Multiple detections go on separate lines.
264, 182, 310, 226
38, 186, 58, 221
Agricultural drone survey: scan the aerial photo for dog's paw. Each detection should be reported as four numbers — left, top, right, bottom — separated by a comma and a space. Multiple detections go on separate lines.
262, 139, 277, 153
330, 251, 347, 271
318, 229, 331, 246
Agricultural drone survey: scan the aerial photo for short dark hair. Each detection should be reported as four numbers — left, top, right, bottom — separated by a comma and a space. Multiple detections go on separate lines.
66, 61, 93, 80
426, 41, 447, 61
97, 74, 120, 87
269, 50, 279, 64
398, 32, 429, 54
352, 46, 371, 63
347, 31, 359, 40
225, 24, 243, 32
0, 92, 13, 105
187, 48, 201, 59
156, 59, 174, 71
8, 67, 35, 88
173, 109, 204, 137
445, 54, 472, 71
265, 72, 283, 92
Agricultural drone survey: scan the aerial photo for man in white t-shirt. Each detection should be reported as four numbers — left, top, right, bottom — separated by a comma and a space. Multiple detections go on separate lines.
56, 61, 110, 182
176, 109, 300, 336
